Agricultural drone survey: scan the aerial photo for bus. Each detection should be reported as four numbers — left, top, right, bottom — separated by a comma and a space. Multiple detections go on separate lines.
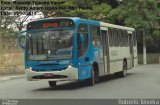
18, 17, 137, 87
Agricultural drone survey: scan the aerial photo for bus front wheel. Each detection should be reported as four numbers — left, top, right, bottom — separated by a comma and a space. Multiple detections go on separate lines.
89, 69, 95, 86
48, 81, 57, 88
88, 66, 99, 86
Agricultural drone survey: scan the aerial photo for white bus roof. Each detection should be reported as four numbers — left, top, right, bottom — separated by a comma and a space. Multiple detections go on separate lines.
100, 22, 135, 31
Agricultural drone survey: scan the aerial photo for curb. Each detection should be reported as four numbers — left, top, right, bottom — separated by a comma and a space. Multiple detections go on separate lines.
0, 74, 25, 81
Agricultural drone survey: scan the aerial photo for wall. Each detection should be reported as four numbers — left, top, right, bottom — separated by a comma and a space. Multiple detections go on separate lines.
138, 53, 160, 64
0, 37, 24, 75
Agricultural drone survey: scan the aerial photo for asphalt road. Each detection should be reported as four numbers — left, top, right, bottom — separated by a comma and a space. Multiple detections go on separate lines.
0, 64, 160, 99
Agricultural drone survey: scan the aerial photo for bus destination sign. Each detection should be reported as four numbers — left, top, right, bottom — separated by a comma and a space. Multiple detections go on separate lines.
27, 19, 74, 30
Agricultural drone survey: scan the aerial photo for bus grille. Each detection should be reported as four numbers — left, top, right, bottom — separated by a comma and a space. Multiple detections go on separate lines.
32, 75, 68, 79
32, 67, 67, 72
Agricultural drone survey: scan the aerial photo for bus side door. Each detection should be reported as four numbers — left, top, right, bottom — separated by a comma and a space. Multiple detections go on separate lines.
101, 27, 110, 74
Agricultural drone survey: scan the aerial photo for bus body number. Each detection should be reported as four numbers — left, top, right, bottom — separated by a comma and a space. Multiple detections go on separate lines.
59, 60, 70, 65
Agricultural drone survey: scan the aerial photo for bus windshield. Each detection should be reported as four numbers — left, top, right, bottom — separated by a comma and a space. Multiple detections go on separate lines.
27, 29, 74, 60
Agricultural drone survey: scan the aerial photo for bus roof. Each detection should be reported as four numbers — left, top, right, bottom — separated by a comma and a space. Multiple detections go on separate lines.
29, 17, 135, 31
28, 17, 80, 23
100, 22, 135, 31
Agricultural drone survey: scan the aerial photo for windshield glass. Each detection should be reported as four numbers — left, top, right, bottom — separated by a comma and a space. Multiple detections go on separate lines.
27, 29, 74, 60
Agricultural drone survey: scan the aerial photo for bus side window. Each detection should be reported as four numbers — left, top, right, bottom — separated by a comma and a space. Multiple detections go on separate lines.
121, 30, 123, 47
122, 30, 126, 47
77, 24, 89, 58
125, 30, 129, 47
114, 29, 118, 47
123, 30, 127, 47
112, 28, 116, 47
110, 28, 114, 47
133, 31, 137, 46
90, 25, 101, 48
119, 30, 122, 47
112, 29, 116, 46
118, 30, 121, 47
108, 28, 112, 47
116, 29, 119, 47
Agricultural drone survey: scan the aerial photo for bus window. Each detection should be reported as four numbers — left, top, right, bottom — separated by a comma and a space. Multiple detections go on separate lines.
116, 29, 119, 47
112, 28, 119, 47
90, 25, 101, 48
117, 29, 121, 46
118, 29, 122, 47
122, 30, 128, 47
125, 31, 129, 47
109, 28, 115, 47
122, 30, 126, 47
77, 24, 88, 57
133, 31, 137, 46
113, 29, 118, 47
108, 28, 112, 47
121, 30, 123, 47
112, 29, 115, 46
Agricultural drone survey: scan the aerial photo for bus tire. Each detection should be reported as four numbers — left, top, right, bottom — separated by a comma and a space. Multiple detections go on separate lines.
89, 69, 95, 86
88, 66, 99, 86
48, 81, 57, 88
120, 61, 127, 77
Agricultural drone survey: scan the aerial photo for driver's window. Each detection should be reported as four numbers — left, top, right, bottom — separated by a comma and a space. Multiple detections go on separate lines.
77, 24, 88, 58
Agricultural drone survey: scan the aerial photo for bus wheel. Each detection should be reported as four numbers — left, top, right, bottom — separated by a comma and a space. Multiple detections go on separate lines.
89, 69, 95, 86
48, 81, 57, 88
120, 61, 127, 77
88, 66, 99, 86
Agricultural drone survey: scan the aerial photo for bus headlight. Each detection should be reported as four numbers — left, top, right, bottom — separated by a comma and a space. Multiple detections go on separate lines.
68, 65, 72, 68
29, 67, 32, 70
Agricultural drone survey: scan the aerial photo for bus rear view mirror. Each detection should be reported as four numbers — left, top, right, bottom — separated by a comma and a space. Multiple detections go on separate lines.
18, 31, 26, 49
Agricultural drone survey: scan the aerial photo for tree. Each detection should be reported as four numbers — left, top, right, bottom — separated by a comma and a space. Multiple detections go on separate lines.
40, 0, 112, 21
0, 15, 17, 36
108, 0, 160, 38
0, 0, 34, 35
14, 15, 30, 31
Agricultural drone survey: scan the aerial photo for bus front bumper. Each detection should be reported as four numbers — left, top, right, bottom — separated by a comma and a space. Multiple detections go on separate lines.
25, 67, 78, 81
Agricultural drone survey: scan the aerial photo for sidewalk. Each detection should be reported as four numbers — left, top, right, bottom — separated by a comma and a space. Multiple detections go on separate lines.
0, 66, 25, 81
0, 74, 25, 81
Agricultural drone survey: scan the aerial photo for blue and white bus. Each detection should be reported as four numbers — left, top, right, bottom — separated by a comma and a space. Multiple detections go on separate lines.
18, 17, 137, 87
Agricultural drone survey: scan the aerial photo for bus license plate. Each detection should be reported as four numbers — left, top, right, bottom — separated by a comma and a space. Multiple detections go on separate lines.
44, 73, 53, 77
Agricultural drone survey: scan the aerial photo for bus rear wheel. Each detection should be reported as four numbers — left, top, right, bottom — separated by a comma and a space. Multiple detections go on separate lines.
48, 81, 57, 88
120, 61, 127, 77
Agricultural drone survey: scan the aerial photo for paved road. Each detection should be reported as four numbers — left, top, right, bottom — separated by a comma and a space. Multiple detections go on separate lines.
0, 64, 160, 99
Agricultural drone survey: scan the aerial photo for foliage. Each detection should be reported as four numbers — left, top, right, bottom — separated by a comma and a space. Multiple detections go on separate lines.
0, 15, 17, 36
153, 29, 160, 38
108, 0, 160, 38
41, 0, 112, 21
0, 0, 32, 35
0, 0, 159, 39
0, 27, 17, 36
